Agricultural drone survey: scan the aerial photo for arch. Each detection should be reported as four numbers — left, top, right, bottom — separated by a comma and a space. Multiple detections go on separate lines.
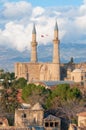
40, 64, 48, 80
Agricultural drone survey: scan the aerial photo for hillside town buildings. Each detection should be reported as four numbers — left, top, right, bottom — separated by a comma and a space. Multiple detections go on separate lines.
0, 103, 86, 130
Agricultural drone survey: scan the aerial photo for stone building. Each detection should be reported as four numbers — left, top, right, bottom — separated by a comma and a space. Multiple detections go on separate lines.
62, 63, 86, 84
0, 117, 9, 127
15, 22, 60, 82
68, 123, 77, 130
15, 102, 44, 127
77, 112, 86, 128
15, 102, 61, 130
15, 22, 86, 84
71, 69, 86, 83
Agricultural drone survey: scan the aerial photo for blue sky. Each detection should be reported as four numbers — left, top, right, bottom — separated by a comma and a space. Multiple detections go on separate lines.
27, 0, 83, 6
0, 0, 83, 7
0, 0, 86, 63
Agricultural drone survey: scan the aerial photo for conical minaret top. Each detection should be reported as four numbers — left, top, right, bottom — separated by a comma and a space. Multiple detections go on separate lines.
32, 24, 36, 34
54, 21, 58, 31
54, 21, 58, 40
32, 24, 36, 42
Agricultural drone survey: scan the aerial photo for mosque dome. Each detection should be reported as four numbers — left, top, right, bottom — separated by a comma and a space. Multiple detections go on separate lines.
72, 69, 82, 73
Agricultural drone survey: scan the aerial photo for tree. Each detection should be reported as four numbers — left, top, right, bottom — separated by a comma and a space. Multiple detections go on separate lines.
12, 77, 27, 89
22, 83, 51, 105
1, 87, 21, 113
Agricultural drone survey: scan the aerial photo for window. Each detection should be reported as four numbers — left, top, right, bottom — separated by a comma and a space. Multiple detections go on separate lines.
22, 113, 26, 118
45, 122, 49, 127
50, 122, 53, 127
72, 76, 74, 80
81, 76, 83, 80
55, 122, 59, 127
0, 122, 3, 125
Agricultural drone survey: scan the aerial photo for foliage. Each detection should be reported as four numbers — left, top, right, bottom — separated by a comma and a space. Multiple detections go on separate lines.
12, 78, 27, 89
1, 87, 21, 113
67, 87, 82, 100
0, 72, 84, 125
0, 72, 15, 80
22, 83, 51, 105
45, 84, 82, 109
0, 71, 15, 88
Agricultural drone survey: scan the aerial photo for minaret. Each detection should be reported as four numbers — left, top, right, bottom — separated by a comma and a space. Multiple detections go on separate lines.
53, 21, 60, 63
52, 21, 60, 80
31, 24, 38, 62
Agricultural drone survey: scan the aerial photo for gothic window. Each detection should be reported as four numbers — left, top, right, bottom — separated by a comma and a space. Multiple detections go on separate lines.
72, 76, 74, 80
81, 76, 83, 80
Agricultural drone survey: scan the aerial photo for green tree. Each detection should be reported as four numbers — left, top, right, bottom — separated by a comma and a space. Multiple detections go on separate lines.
67, 87, 82, 100
52, 84, 70, 100
12, 77, 27, 89
22, 83, 51, 105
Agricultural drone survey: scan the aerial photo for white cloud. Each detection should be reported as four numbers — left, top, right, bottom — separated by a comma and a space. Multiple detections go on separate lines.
32, 6, 45, 17
0, 0, 86, 53
3, 1, 32, 19
0, 22, 32, 51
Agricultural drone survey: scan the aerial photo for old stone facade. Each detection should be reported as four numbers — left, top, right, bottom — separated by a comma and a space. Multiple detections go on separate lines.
15, 102, 61, 130
61, 63, 86, 84
77, 112, 86, 128
15, 102, 44, 127
15, 22, 60, 82
0, 117, 9, 127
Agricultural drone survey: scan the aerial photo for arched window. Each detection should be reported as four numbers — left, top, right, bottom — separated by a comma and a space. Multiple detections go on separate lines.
81, 76, 83, 80
72, 76, 74, 80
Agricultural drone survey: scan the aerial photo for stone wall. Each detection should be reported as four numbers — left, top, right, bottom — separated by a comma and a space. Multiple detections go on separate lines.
15, 109, 44, 127
15, 62, 60, 82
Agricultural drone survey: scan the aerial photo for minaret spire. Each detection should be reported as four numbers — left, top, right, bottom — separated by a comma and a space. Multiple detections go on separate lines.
53, 21, 60, 63
31, 24, 38, 63
32, 23, 36, 34
52, 21, 60, 80
54, 21, 58, 31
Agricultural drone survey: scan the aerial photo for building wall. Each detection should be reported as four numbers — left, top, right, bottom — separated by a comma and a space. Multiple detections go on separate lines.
71, 71, 86, 83
15, 62, 60, 82
15, 109, 44, 127
78, 116, 86, 127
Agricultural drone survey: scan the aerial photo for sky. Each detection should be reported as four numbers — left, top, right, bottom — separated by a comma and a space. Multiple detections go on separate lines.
25, 0, 83, 7
0, 0, 86, 60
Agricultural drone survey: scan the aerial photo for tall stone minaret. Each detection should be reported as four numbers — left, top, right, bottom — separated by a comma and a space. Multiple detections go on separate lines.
53, 21, 60, 63
31, 24, 38, 62
53, 21, 60, 80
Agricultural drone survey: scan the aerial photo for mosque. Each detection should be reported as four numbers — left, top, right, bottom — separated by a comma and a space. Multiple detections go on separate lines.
15, 22, 86, 84
15, 22, 60, 82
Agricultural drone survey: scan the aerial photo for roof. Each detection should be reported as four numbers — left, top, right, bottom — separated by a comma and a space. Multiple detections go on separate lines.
31, 102, 43, 110
44, 114, 60, 121
43, 80, 74, 87
77, 112, 86, 117
21, 103, 31, 109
